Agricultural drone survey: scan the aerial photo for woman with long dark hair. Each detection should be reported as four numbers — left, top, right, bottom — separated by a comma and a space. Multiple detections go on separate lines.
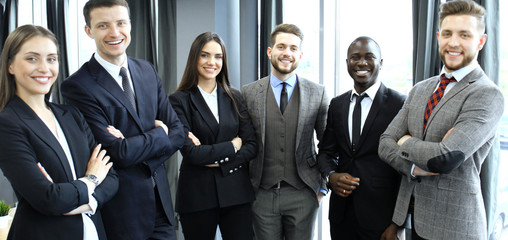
169, 32, 257, 240
0, 25, 118, 240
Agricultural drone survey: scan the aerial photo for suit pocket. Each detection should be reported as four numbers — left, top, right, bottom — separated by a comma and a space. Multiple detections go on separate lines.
306, 154, 317, 167
437, 176, 479, 194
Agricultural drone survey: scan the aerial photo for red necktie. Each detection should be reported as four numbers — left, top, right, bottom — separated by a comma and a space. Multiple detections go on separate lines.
423, 74, 456, 129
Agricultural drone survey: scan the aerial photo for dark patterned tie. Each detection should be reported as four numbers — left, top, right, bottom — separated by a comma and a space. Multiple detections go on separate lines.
280, 82, 288, 114
423, 74, 456, 129
120, 67, 137, 112
352, 93, 367, 151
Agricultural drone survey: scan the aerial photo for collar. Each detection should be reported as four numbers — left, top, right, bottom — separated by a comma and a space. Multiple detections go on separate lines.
270, 73, 297, 88
350, 80, 381, 102
94, 53, 129, 79
197, 84, 217, 97
440, 61, 478, 82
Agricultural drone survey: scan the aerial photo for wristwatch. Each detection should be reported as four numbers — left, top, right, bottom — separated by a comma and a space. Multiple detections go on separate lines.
85, 174, 99, 187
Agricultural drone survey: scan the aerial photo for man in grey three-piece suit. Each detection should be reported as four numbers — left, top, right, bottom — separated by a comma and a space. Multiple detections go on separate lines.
242, 23, 329, 240
379, 1, 503, 240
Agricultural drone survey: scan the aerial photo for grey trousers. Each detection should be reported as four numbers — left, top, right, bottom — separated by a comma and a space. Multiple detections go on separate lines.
252, 184, 319, 240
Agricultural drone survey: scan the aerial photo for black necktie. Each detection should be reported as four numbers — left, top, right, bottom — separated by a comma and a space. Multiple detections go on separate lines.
280, 82, 288, 114
352, 93, 367, 151
120, 67, 137, 112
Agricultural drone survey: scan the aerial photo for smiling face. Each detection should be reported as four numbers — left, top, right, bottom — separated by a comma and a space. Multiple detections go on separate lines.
85, 5, 131, 66
8, 36, 58, 100
346, 39, 383, 93
437, 14, 486, 72
268, 32, 302, 81
197, 40, 223, 84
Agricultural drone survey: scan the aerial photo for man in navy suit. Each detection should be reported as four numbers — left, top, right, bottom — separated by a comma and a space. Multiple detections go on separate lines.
61, 0, 185, 239
317, 37, 405, 240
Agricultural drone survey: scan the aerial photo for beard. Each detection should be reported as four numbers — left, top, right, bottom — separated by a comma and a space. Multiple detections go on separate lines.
271, 57, 298, 75
439, 49, 476, 71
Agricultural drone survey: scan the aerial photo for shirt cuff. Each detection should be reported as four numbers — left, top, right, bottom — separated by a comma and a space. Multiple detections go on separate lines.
410, 164, 416, 178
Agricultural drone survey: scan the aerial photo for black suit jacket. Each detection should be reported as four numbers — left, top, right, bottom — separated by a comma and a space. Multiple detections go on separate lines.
169, 86, 257, 214
317, 83, 405, 231
0, 96, 118, 240
61, 55, 185, 240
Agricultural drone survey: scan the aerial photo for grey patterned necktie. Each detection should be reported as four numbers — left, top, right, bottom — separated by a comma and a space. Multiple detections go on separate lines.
120, 67, 137, 112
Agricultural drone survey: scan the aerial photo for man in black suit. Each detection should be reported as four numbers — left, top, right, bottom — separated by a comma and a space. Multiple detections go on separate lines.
61, 0, 185, 239
317, 36, 405, 240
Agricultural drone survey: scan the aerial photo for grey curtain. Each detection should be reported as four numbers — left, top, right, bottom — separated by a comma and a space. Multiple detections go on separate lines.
412, 0, 441, 84
125, 0, 179, 222
0, 0, 16, 51
474, 0, 500, 236
0, 0, 17, 205
47, 0, 69, 104
259, 0, 282, 79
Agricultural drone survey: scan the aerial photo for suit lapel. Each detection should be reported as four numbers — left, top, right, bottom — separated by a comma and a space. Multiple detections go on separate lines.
341, 90, 353, 148
216, 86, 233, 142
423, 68, 480, 135
253, 77, 269, 146
295, 77, 306, 150
11, 97, 74, 181
88, 56, 143, 128
190, 87, 219, 137
358, 84, 387, 148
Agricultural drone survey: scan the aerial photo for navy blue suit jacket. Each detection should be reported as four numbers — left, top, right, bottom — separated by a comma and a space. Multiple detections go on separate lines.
62, 55, 185, 240
169, 86, 257, 214
0, 96, 119, 240
317, 83, 405, 231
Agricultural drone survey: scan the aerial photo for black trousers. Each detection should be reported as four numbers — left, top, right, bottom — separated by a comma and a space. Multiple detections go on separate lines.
147, 186, 176, 240
330, 198, 384, 240
179, 203, 253, 240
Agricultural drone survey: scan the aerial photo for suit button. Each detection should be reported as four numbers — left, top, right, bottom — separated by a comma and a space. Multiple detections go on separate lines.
239, 165, 242, 168
225, 157, 229, 162
234, 168, 238, 171
214, 161, 218, 164
220, 160, 224, 163
280, 148, 284, 152
229, 170, 233, 173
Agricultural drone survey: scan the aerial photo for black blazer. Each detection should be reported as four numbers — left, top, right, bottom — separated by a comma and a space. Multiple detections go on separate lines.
0, 96, 119, 240
317, 83, 405, 230
169, 85, 257, 214
61, 55, 185, 240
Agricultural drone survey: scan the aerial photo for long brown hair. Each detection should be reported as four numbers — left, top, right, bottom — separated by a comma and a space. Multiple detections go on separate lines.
177, 32, 242, 117
0, 25, 58, 110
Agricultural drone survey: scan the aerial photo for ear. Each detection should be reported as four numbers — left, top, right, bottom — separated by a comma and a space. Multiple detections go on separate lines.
8, 63, 14, 75
85, 25, 93, 39
379, 59, 384, 69
267, 47, 272, 60
477, 34, 487, 51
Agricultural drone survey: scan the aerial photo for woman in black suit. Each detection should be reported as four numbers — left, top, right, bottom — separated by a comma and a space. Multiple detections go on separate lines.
169, 32, 257, 240
0, 25, 118, 240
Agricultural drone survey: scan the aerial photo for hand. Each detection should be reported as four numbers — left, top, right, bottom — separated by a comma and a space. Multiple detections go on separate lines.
107, 125, 125, 139
380, 223, 399, 240
443, 128, 454, 141
329, 172, 360, 197
413, 165, 439, 177
205, 163, 219, 167
397, 135, 411, 146
231, 136, 242, 151
37, 162, 53, 183
85, 144, 113, 185
188, 132, 201, 146
155, 120, 168, 135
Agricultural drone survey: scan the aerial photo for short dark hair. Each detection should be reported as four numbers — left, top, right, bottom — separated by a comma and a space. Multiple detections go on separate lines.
439, 0, 486, 34
270, 23, 304, 48
347, 36, 381, 58
83, 0, 130, 27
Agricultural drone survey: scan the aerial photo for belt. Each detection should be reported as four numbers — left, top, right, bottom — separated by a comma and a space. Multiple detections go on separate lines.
272, 181, 290, 189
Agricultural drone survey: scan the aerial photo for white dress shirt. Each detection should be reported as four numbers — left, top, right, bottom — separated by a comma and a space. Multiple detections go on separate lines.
198, 84, 219, 123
